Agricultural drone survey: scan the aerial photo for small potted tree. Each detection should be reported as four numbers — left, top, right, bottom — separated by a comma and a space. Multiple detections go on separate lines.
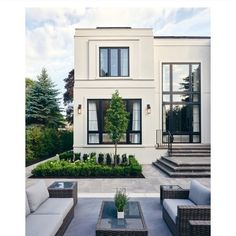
114, 188, 129, 219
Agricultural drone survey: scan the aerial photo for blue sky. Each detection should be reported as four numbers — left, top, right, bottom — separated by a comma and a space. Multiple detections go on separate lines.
25, 7, 210, 112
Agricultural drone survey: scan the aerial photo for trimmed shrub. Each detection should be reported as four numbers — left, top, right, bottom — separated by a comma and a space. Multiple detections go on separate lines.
83, 153, 89, 162
121, 154, 128, 165
90, 152, 96, 158
98, 153, 104, 164
74, 152, 81, 161
59, 150, 73, 162
106, 153, 112, 165
32, 155, 142, 178
114, 154, 120, 165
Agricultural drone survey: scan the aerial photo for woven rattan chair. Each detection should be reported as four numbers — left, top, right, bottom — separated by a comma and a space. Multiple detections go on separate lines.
161, 182, 210, 236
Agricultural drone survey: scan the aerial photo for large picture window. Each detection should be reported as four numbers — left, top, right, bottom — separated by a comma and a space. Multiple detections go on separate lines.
162, 63, 201, 143
87, 99, 141, 144
99, 47, 129, 77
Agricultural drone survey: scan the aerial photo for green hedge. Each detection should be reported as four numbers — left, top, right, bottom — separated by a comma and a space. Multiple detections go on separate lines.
26, 125, 73, 166
32, 156, 142, 177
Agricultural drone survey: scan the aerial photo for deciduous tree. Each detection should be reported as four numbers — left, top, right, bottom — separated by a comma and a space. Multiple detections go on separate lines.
105, 90, 129, 166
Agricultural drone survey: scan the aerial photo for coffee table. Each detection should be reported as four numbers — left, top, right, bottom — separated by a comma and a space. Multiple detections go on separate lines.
96, 201, 148, 236
47, 181, 78, 206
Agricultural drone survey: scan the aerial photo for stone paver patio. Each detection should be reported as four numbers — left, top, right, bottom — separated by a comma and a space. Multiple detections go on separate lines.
26, 164, 210, 197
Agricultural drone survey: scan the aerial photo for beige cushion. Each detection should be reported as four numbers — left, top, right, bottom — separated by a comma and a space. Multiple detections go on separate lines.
26, 180, 49, 212
26, 193, 31, 216
26, 214, 63, 236
33, 198, 73, 218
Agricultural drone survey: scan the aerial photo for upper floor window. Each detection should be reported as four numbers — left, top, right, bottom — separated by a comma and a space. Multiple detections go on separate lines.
99, 47, 129, 77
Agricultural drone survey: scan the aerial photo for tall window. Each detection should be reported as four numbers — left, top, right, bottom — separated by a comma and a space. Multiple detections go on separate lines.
162, 63, 201, 143
87, 99, 141, 144
99, 47, 129, 77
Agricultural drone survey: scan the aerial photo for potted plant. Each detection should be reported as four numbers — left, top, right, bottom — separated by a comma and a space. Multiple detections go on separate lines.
114, 188, 129, 219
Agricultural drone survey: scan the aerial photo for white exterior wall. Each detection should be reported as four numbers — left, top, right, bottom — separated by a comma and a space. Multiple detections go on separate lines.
154, 38, 211, 144
74, 28, 210, 164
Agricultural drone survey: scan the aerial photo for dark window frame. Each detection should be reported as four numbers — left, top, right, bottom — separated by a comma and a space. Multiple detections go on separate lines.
87, 99, 142, 145
99, 47, 130, 77
162, 62, 201, 143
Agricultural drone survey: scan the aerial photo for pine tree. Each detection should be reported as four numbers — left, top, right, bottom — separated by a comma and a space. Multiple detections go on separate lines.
63, 69, 74, 124
26, 68, 64, 127
105, 90, 129, 166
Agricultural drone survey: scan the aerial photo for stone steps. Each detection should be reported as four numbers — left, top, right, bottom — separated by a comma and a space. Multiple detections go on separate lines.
153, 144, 211, 178
152, 162, 210, 178
157, 158, 210, 172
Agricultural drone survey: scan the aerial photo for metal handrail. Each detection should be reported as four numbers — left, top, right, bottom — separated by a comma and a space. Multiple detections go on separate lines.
167, 131, 173, 156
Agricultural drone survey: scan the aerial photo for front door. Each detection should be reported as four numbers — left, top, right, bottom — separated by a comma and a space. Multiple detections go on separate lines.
162, 63, 201, 143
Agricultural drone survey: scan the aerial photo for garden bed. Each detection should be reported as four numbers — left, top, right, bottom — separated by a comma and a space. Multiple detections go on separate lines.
31, 152, 143, 178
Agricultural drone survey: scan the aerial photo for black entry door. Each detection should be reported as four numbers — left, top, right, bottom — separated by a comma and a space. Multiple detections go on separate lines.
162, 63, 201, 143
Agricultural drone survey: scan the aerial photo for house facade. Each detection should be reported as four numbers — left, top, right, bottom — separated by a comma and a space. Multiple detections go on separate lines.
73, 28, 210, 164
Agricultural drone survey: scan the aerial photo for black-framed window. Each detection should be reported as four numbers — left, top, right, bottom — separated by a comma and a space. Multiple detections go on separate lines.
162, 63, 201, 143
87, 99, 141, 144
99, 47, 129, 77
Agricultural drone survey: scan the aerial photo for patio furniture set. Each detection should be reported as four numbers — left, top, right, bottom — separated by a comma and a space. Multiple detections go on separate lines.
25, 180, 210, 236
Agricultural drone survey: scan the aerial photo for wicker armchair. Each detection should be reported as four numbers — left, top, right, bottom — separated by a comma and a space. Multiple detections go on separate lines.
161, 182, 210, 236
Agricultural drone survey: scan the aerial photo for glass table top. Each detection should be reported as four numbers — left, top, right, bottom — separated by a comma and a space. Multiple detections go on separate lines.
161, 185, 181, 190
48, 181, 75, 189
98, 201, 146, 230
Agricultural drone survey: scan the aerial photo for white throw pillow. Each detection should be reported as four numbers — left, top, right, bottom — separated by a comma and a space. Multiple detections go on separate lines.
26, 180, 49, 212
26, 193, 31, 216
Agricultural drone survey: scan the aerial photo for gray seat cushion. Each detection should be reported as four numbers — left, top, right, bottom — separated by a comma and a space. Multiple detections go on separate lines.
26, 193, 31, 216
189, 180, 210, 205
26, 214, 63, 236
26, 180, 49, 212
163, 199, 195, 223
33, 198, 73, 218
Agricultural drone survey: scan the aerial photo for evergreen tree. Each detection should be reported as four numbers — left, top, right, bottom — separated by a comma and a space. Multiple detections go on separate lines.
26, 68, 64, 127
105, 90, 129, 166
63, 69, 74, 125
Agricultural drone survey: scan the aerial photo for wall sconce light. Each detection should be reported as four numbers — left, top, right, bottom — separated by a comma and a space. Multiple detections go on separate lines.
78, 104, 82, 114
147, 104, 151, 114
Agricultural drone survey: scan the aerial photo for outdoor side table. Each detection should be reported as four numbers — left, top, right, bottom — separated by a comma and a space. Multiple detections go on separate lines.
96, 201, 148, 236
48, 181, 78, 206
160, 185, 182, 205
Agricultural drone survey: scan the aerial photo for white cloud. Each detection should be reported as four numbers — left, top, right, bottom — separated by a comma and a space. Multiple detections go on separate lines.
157, 9, 210, 36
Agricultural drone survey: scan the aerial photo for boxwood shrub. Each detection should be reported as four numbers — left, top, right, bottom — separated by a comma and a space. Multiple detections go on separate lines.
32, 155, 142, 178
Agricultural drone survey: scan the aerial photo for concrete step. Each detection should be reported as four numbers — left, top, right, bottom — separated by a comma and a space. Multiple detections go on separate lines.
171, 149, 210, 153
157, 159, 210, 172
171, 146, 211, 151
152, 162, 211, 178
171, 153, 210, 157
161, 156, 211, 167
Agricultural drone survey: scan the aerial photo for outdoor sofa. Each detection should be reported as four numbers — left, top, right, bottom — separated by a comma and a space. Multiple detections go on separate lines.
26, 180, 75, 236
162, 180, 210, 236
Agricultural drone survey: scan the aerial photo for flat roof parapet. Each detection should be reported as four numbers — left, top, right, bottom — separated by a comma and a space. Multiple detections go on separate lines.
96, 27, 132, 29
154, 36, 210, 39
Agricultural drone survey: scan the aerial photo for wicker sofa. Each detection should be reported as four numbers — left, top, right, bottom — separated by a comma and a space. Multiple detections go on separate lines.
162, 180, 210, 236
26, 180, 75, 236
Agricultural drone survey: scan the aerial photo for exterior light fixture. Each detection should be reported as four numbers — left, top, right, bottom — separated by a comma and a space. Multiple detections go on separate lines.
78, 104, 82, 114
147, 104, 151, 114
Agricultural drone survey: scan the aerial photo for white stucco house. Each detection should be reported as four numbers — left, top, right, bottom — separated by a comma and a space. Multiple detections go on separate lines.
73, 27, 210, 164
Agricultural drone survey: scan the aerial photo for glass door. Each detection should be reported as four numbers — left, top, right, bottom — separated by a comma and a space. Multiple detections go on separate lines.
162, 63, 201, 143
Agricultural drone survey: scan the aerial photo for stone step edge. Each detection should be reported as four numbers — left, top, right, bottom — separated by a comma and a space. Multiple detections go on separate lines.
157, 159, 210, 172
152, 162, 211, 178
161, 156, 211, 167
